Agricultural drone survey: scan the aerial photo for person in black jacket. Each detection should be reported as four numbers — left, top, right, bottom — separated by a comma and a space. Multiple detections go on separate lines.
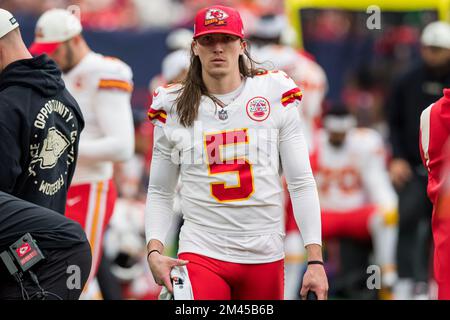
387, 21, 450, 299
0, 9, 84, 214
0, 191, 91, 300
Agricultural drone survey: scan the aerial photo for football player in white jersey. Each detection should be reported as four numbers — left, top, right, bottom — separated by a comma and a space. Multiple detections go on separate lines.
29, 9, 135, 297
249, 14, 328, 299
250, 14, 328, 151
286, 107, 399, 297
145, 5, 327, 300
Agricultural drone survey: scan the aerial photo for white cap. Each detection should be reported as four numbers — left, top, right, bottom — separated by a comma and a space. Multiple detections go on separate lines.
166, 28, 194, 51
252, 14, 286, 39
421, 21, 450, 49
280, 25, 298, 47
162, 49, 190, 82
29, 9, 82, 55
0, 9, 19, 39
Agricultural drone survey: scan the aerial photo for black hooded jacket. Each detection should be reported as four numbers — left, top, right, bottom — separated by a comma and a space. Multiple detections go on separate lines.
0, 54, 84, 214
387, 62, 450, 168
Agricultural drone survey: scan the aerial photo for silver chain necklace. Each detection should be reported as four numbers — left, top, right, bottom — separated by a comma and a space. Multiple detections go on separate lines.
210, 81, 244, 121
210, 95, 237, 108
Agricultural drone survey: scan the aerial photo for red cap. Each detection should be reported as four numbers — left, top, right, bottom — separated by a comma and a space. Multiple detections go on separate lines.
193, 5, 244, 39
29, 9, 83, 56
29, 42, 61, 55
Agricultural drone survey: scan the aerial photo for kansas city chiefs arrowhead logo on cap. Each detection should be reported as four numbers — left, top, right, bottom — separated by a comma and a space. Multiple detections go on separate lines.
205, 8, 229, 26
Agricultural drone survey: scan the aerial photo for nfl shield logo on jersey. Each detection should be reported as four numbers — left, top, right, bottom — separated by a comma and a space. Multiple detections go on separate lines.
218, 108, 228, 121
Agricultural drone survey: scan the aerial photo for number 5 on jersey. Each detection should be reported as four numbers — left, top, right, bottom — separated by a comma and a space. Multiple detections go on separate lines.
204, 129, 254, 202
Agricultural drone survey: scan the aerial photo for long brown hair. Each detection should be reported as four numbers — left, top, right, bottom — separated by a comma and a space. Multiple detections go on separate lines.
174, 42, 263, 127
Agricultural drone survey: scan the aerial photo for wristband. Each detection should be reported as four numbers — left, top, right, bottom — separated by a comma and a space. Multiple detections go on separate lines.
307, 260, 324, 266
147, 249, 161, 260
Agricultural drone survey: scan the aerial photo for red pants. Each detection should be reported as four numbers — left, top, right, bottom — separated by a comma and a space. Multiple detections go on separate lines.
433, 193, 450, 299
321, 206, 376, 241
178, 253, 284, 300
65, 179, 117, 278
285, 195, 375, 241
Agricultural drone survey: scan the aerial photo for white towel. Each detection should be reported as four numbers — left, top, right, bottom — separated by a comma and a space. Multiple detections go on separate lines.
158, 265, 193, 300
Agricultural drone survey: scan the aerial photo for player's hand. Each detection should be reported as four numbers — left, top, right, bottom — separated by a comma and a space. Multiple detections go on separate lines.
147, 252, 189, 293
389, 158, 412, 188
300, 264, 328, 300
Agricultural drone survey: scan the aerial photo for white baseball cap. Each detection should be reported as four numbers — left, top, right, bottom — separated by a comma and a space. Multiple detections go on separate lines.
162, 49, 190, 82
0, 9, 19, 39
29, 9, 82, 55
166, 28, 194, 51
421, 21, 450, 49
251, 14, 286, 39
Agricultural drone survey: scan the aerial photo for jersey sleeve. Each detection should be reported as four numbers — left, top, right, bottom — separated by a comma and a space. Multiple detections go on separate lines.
278, 79, 322, 246
78, 59, 135, 162
147, 85, 173, 127
297, 60, 327, 120
358, 130, 398, 211
145, 126, 180, 245
420, 89, 450, 205
79, 90, 135, 162
270, 70, 303, 110
420, 104, 433, 171
97, 57, 134, 94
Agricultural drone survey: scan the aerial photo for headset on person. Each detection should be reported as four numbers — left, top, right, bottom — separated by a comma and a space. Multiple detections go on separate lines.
0, 233, 63, 300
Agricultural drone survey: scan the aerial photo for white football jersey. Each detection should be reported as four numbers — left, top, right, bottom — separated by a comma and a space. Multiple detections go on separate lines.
63, 52, 133, 184
313, 128, 397, 211
255, 45, 327, 149
147, 70, 320, 263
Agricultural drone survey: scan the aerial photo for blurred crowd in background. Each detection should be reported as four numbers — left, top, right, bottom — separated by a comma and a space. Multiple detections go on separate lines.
1, 0, 283, 29
3, 0, 450, 300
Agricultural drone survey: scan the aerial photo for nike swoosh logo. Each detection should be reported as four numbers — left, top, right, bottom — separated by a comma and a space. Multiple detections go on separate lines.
67, 196, 82, 207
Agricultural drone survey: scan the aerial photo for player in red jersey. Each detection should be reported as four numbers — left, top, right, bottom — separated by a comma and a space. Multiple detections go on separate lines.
420, 88, 450, 299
